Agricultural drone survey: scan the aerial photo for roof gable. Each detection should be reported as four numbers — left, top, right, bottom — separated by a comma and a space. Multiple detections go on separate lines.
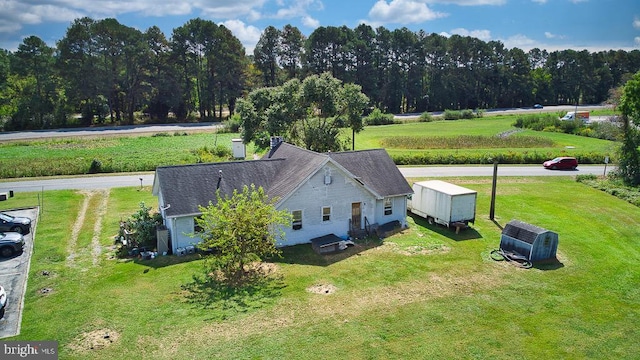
328, 149, 413, 198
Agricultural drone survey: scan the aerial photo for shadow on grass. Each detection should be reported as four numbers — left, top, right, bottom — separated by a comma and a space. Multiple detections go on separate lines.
532, 257, 565, 271
409, 213, 483, 241
271, 237, 384, 267
131, 253, 202, 269
181, 272, 286, 321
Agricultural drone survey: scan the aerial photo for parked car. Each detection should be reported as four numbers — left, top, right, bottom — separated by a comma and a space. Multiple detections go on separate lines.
0, 231, 25, 257
533, 104, 543, 109
0, 212, 31, 234
543, 157, 578, 170
0, 285, 6, 311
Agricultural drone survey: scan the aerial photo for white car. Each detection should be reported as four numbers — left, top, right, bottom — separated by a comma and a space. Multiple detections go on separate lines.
0, 285, 7, 311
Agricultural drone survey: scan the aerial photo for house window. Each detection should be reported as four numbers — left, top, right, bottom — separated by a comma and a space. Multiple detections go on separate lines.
292, 210, 302, 230
322, 206, 331, 222
384, 198, 393, 215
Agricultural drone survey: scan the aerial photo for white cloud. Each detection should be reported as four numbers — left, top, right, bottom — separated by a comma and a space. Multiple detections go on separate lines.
531, 0, 547, 4
501, 34, 538, 50
544, 31, 566, 39
634, 17, 640, 29
446, 28, 492, 41
369, 0, 448, 24
220, 19, 261, 54
272, 0, 323, 19
302, 16, 320, 28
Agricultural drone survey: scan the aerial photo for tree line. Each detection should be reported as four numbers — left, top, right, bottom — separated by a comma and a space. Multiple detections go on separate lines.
1, 17, 640, 131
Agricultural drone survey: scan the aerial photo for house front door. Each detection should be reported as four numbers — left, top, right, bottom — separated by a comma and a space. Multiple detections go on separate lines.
351, 202, 361, 230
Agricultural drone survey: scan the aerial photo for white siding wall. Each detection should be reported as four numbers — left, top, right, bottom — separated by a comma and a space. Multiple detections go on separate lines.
161, 163, 409, 250
375, 196, 409, 227
170, 216, 202, 253
277, 164, 376, 246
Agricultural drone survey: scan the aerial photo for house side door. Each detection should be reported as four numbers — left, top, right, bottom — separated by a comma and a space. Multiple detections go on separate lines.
351, 202, 362, 230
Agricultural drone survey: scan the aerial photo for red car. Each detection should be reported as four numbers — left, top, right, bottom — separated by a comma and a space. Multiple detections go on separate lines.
543, 157, 578, 170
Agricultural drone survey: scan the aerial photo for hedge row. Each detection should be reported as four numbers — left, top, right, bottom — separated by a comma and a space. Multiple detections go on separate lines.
391, 151, 612, 165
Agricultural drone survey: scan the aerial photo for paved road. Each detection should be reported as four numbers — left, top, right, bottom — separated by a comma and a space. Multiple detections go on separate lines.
0, 122, 221, 141
0, 165, 614, 193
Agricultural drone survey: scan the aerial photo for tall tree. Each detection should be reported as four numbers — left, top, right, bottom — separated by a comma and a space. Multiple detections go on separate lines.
279, 24, 304, 80
340, 82, 369, 150
254, 26, 280, 87
12, 36, 57, 129
57, 17, 102, 125
91, 18, 148, 124
214, 25, 246, 117
617, 71, 640, 186
238, 73, 368, 152
144, 26, 180, 121
352, 24, 378, 106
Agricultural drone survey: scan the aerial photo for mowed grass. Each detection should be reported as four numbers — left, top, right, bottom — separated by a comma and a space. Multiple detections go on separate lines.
5, 176, 639, 359
0, 115, 617, 178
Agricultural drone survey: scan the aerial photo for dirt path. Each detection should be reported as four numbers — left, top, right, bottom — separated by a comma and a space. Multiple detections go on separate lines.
91, 190, 109, 266
67, 190, 109, 267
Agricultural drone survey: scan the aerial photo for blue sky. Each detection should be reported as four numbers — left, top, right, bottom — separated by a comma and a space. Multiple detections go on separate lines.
1, 0, 639, 54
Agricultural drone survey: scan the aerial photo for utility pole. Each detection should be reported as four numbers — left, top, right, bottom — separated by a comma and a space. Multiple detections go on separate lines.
490, 161, 498, 220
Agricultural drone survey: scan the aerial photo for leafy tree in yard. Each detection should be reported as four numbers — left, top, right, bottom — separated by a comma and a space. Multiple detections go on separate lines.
196, 185, 291, 286
617, 71, 640, 186
238, 72, 368, 152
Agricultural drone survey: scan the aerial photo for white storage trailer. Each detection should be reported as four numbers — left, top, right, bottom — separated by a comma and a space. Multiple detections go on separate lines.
409, 180, 477, 228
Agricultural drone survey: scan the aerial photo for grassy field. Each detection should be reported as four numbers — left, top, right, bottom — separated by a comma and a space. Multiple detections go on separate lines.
0, 115, 617, 178
356, 115, 616, 162
4, 176, 639, 359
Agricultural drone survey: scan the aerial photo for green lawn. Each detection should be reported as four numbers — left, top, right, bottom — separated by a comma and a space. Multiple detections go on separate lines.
5, 176, 639, 359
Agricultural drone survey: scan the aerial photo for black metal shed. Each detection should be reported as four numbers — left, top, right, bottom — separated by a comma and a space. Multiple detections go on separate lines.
500, 220, 558, 262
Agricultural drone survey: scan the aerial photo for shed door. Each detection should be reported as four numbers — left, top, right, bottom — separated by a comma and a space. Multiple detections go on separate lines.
351, 202, 361, 229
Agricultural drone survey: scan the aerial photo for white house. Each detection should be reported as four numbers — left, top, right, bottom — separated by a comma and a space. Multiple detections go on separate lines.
152, 139, 413, 253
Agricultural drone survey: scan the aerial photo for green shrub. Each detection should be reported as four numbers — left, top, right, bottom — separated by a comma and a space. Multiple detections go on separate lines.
587, 121, 623, 141
443, 109, 480, 120
419, 112, 433, 122
219, 114, 242, 133
192, 145, 232, 163
443, 109, 461, 120
576, 174, 597, 182
88, 159, 102, 174
365, 108, 396, 126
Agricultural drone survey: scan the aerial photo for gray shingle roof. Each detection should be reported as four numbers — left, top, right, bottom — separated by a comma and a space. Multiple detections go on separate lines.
502, 220, 549, 244
327, 149, 413, 198
154, 142, 412, 217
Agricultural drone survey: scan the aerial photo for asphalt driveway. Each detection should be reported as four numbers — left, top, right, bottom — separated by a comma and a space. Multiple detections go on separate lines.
0, 207, 38, 338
